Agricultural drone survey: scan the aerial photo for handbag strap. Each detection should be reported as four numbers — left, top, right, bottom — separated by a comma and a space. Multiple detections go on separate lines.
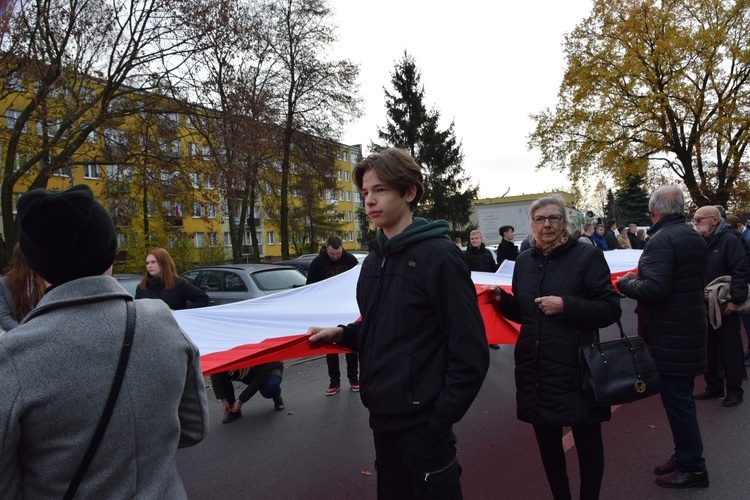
64, 300, 136, 500
587, 319, 626, 345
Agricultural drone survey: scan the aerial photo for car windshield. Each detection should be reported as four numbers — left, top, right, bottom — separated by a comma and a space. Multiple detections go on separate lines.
251, 268, 307, 291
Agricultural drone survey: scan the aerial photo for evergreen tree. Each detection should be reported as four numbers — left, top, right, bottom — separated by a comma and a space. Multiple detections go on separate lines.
374, 52, 477, 231
602, 189, 616, 222
615, 175, 650, 226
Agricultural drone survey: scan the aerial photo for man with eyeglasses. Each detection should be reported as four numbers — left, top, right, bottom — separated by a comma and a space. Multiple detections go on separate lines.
692, 205, 749, 408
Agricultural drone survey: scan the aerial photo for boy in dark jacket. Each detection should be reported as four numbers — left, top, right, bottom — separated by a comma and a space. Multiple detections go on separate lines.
308, 148, 489, 499
463, 230, 497, 273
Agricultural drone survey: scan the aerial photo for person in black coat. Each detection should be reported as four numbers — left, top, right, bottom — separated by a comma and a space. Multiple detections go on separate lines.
463, 230, 498, 273
135, 248, 209, 310
496, 225, 520, 265
626, 223, 644, 249
307, 235, 360, 394
490, 196, 621, 500
691, 206, 748, 407
604, 219, 619, 251
618, 186, 710, 489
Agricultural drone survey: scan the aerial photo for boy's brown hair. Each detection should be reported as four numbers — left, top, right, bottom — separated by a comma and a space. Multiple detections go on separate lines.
353, 148, 424, 212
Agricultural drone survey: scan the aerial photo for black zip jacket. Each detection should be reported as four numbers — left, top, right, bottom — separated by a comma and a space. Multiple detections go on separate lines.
703, 221, 749, 304
339, 218, 489, 436
618, 215, 708, 376
306, 247, 359, 285
463, 243, 498, 272
135, 276, 209, 310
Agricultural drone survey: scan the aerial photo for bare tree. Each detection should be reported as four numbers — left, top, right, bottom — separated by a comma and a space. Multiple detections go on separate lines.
0, 0, 198, 266
264, 0, 361, 259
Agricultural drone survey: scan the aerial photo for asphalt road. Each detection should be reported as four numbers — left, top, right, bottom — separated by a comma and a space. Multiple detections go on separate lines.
176, 299, 750, 499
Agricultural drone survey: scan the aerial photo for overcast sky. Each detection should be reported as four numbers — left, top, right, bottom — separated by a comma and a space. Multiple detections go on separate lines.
329, 0, 594, 199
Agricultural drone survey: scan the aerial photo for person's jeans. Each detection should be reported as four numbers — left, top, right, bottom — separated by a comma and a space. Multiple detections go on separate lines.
326, 353, 358, 383
221, 374, 282, 405
659, 374, 706, 472
373, 425, 462, 500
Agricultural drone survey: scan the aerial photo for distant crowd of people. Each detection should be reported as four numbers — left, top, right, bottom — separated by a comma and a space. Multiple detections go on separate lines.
2, 149, 750, 499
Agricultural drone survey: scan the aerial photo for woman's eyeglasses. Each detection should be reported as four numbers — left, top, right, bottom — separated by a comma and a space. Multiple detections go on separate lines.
531, 214, 564, 225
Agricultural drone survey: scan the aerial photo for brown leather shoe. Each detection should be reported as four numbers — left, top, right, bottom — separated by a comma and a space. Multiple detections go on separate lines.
654, 455, 678, 475
656, 470, 709, 489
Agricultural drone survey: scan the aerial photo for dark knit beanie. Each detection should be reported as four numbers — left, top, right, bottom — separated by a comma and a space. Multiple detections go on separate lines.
18, 185, 117, 285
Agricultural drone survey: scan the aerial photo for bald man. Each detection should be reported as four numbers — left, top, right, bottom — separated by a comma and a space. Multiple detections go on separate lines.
692, 205, 749, 407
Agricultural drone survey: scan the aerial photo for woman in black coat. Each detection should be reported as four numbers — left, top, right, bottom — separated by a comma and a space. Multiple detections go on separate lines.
135, 248, 209, 310
490, 196, 621, 500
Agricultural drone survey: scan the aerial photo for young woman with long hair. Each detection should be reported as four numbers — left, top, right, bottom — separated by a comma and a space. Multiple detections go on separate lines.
135, 248, 208, 310
0, 244, 46, 331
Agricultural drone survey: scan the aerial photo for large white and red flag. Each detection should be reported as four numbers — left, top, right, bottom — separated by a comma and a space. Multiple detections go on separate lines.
174, 250, 641, 375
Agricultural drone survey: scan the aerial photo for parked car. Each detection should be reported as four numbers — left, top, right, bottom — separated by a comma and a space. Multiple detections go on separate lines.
272, 255, 316, 276
181, 264, 307, 306
113, 273, 142, 297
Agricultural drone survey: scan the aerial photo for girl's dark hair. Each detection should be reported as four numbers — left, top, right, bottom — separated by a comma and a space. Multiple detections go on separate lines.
5, 243, 44, 322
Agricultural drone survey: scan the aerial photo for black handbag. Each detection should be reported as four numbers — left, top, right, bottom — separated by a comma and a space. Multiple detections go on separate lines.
579, 320, 661, 406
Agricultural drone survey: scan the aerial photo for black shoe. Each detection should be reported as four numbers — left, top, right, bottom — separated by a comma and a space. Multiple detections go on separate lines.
489, 344, 501, 350
654, 454, 678, 475
273, 396, 285, 411
722, 395, 743, 407
694, 390, 724, 400
222, 411, 242, 424
655, 470, 709, 489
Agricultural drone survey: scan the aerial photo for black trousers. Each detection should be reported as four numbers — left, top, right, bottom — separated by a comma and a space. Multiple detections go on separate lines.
372, 425, 462, 500
533, 423, 604, 500
704, 314, 744, 398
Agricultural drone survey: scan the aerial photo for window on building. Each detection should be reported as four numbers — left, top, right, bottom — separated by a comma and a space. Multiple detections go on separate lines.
12, 192, 21, 214
267, 231, 275, 245
208, 232, 218, 247
354, 191, 361, 203
194, 232, 205, 248
345, 171, 350, 182
344, 151, 349, 162
52, 167, 72, 177
36, 119, 64, 138
204, 175, 215, 190
224, 232, 232, 246
190, 172, 200, 188
81, 123, 97, 144
192, 202, 203, 218
346, 191, 351, 201
6, 110, 25, 132
116, 233, 127, 246
348, 210, 353, 221
83, 163, 102, 179
351, 152, 358, 163
206, 204, 217, 219
339, 190, 344, 201
338, 170, 343, 180
221, 203, 229, 219
349, 231, 354, 242
188, 142, 200, 157
202, 145, 211, 160
107, 164, 133, 181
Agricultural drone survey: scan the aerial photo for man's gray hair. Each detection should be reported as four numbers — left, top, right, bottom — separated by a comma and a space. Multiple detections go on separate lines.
649, 186, 684, 217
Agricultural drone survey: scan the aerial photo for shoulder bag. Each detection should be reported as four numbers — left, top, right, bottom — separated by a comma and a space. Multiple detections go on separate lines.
579, 319, 661, 407
64, 299, 136, 499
